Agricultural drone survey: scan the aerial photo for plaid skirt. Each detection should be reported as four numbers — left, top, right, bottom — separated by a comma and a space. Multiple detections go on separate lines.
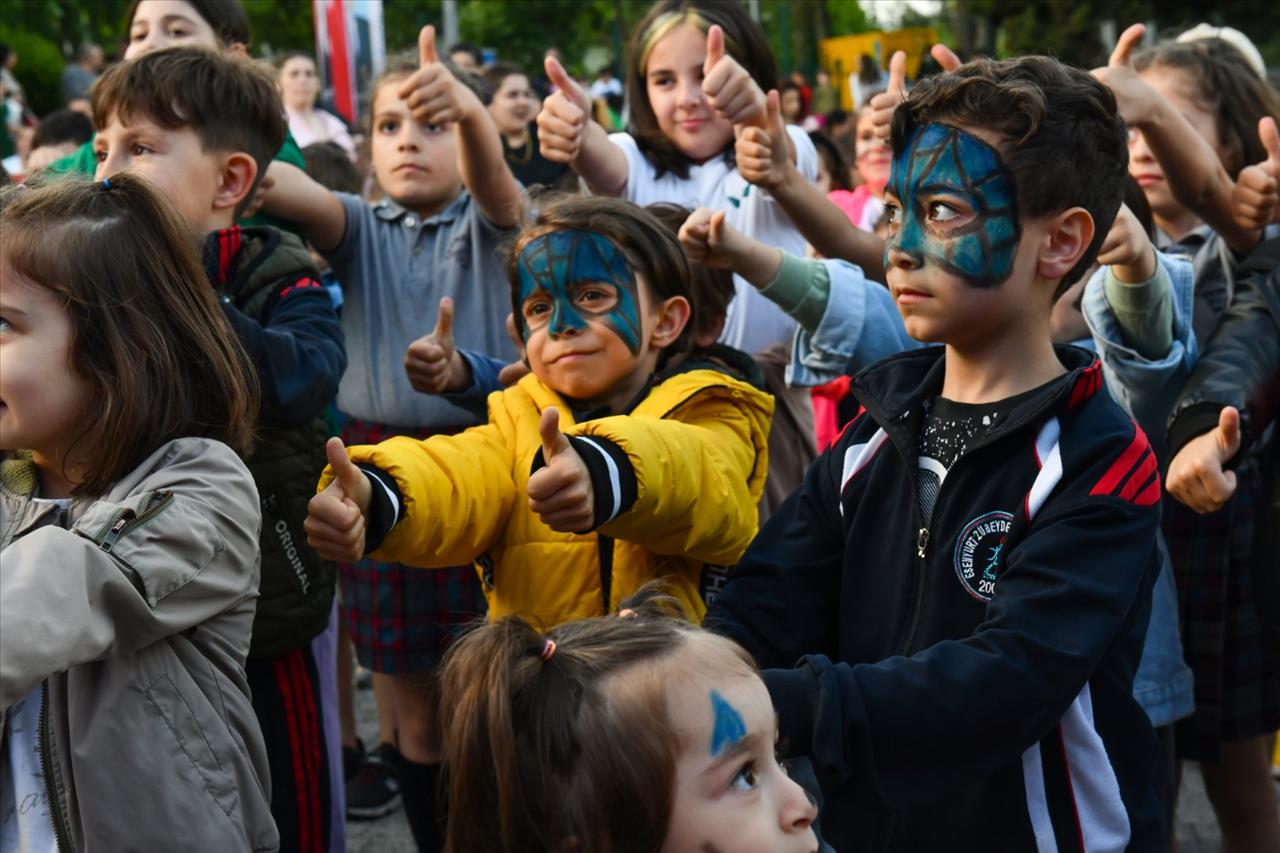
1168, 457, 1280, 761
337, 418, 486, 674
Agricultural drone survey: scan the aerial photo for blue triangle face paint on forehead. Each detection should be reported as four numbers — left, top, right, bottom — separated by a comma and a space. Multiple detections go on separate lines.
516, 229, 643, 354
885, 122, 1022, 287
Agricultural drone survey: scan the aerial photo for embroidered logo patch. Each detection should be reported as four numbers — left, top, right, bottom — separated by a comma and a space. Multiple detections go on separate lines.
953, 510, 1013, 601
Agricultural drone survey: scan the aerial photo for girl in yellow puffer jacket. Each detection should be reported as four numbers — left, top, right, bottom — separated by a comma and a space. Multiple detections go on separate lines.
306, 196, 774, 629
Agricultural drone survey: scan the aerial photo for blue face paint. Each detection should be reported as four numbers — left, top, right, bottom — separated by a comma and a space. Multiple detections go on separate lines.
884, 123, 1021, 288
709, 689, 747, 757
516, 230, 642, 353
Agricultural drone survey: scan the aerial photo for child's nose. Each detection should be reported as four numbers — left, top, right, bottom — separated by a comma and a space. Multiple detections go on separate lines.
678, 77, 704, 108
777, 772, 818, 832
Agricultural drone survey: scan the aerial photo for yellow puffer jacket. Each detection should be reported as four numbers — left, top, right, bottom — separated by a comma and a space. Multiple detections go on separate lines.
324, 369, 773, 628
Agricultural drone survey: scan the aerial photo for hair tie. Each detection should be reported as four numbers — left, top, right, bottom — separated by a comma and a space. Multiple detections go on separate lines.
101, 178, 111, 190
617, 608, 637, 619
539, 638, 557, 662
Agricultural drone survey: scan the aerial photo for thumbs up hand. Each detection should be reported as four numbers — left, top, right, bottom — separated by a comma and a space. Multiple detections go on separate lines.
527, 407, 595, 533
868, 50, 908, 143
1168, 406, 1244, 514
399, 25, 480, 127
1091, 24, 1162, 128
702, 25, 767, 128
1231, 117, 1280, 232
537, 56, 594, 164
305, 438, 373, 561
735, 88, 791, 190
405, 297, 471, 394
679, 206, 748, 269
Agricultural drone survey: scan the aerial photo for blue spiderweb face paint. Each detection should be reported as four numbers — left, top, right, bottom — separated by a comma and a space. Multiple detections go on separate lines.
516, 230, 643, 354
709, 689, 747, 757
884, 123, 1021, 288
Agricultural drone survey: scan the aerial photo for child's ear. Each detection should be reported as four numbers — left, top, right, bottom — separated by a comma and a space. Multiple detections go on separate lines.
1036, 207, 1094, 283
213, 152, 260, 213
648, 295, 692, 350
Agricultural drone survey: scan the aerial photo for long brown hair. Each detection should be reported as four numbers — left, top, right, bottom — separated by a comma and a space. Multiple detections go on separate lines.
0, 174, 259, 495
440, 592, 756, 852
1133, 37, 1280, 179
624, 0, 778, 180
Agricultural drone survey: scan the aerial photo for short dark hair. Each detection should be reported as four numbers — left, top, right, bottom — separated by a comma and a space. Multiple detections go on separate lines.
482, 61, 527, 94
506, 195, 696, 365
32, 109, 94, 150
125, 0, 251, 47
625, 0, 777, 180
644, 202, 734, 343
302, 141, 362, 194
447, 41, 482, 66
890, 55, 1128, 296
0, 174, 259, 495
809, 130, 852, 192
92, 46, 286, 217
1134, 38, 1280, 179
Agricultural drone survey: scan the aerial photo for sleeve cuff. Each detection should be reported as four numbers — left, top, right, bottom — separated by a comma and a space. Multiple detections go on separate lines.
759, 251, 831, 335
358, 465, 402, 553
529, 434, 638, 531
763, 663, 820, 757
1167, 402, 1226, 460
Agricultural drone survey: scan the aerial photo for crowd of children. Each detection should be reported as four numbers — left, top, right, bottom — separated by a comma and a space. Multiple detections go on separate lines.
1, 0, 1277, 851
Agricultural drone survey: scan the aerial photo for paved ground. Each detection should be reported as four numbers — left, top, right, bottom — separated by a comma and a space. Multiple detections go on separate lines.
346, 681, 1275, 852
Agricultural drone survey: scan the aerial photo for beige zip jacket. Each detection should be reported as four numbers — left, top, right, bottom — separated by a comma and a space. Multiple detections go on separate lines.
0, 438, 278, 852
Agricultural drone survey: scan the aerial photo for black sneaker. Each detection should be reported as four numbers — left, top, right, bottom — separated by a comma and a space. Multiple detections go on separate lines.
346, 741, 402, 819
343, 738, 365, 782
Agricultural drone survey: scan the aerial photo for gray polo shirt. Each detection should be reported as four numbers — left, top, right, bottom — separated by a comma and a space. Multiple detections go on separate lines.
327, 190, 518, 428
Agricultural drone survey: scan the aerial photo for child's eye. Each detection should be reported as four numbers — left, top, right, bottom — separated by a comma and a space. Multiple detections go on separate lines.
131, 144, 151, 157
378, 120, 399, 134
729, 761, 758, 793
425, 124, 446, 135
928, 202, 961, 223
523, 302, 551, 320
167, 27, 191, 38
0, 317, 11, 333
885, 203, 902, 225
93, 149, 107, 163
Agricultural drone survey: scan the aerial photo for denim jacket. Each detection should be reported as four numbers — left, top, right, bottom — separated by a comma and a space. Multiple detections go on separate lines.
1083, 251, 1198, 728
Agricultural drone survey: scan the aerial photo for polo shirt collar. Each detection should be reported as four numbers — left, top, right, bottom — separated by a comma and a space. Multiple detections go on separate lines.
372, 190, 469, 227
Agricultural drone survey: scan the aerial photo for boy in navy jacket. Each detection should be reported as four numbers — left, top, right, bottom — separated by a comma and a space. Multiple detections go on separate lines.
707, 56, 1166, 852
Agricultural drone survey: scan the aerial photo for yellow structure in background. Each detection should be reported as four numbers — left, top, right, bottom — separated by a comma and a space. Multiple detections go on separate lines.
820, 27, 939, 110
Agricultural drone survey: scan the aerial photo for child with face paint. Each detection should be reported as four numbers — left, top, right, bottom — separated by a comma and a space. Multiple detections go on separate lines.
707, 56, 1173, 851
536, 0, 818, 356
307, 195, 773, 635
266, 28, 523, 852
437, 592, 818, 852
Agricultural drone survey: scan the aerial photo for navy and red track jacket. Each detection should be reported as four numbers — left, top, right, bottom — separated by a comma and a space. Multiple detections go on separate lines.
707, 345, 1165, 852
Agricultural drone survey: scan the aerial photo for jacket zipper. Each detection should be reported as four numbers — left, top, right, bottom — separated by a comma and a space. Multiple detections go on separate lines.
38, 681, 73, 852
899, 512, 931, 656
99, 490, 172, 553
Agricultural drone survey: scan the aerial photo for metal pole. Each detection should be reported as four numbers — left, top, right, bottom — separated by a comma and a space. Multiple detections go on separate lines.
442, 0, 460, 47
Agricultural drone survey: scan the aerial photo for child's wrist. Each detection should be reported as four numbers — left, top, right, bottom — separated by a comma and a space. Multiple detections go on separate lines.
446, 351, 473, 392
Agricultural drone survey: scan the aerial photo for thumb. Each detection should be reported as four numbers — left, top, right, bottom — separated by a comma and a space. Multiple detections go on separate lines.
325, 436, 364, 495
766, 87, 784, 133
1216, 406, 1241, 461
887, 50, 906, 96
545, 56, 579, 100
418, 25, 438, 67
539, 406, 571, 461
704, 24, 725, 75
932, 43, 962, 72
709, 209, 726, 245
433, 296, 454, 343
1110, 23, 1144, 68
1258, 116, 1280, 166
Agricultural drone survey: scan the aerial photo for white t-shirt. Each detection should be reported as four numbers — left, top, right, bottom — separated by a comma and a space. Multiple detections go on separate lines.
606, 127, 819, 355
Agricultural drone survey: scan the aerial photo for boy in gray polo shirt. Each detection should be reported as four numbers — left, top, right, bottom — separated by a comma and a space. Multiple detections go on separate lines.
262, 26, 522, 852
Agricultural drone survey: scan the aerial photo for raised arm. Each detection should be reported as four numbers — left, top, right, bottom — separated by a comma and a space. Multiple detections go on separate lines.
259, 160, 347, 252
400, 26, 522, 227
1094, 24, 1260, 253
736, 90, 887, 279
536, 56, 629, 196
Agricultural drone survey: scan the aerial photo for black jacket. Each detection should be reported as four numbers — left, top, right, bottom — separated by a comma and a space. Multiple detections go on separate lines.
1167, 238, 1279, 631
203, 226, 347, 657
707, 345, 1165, 852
